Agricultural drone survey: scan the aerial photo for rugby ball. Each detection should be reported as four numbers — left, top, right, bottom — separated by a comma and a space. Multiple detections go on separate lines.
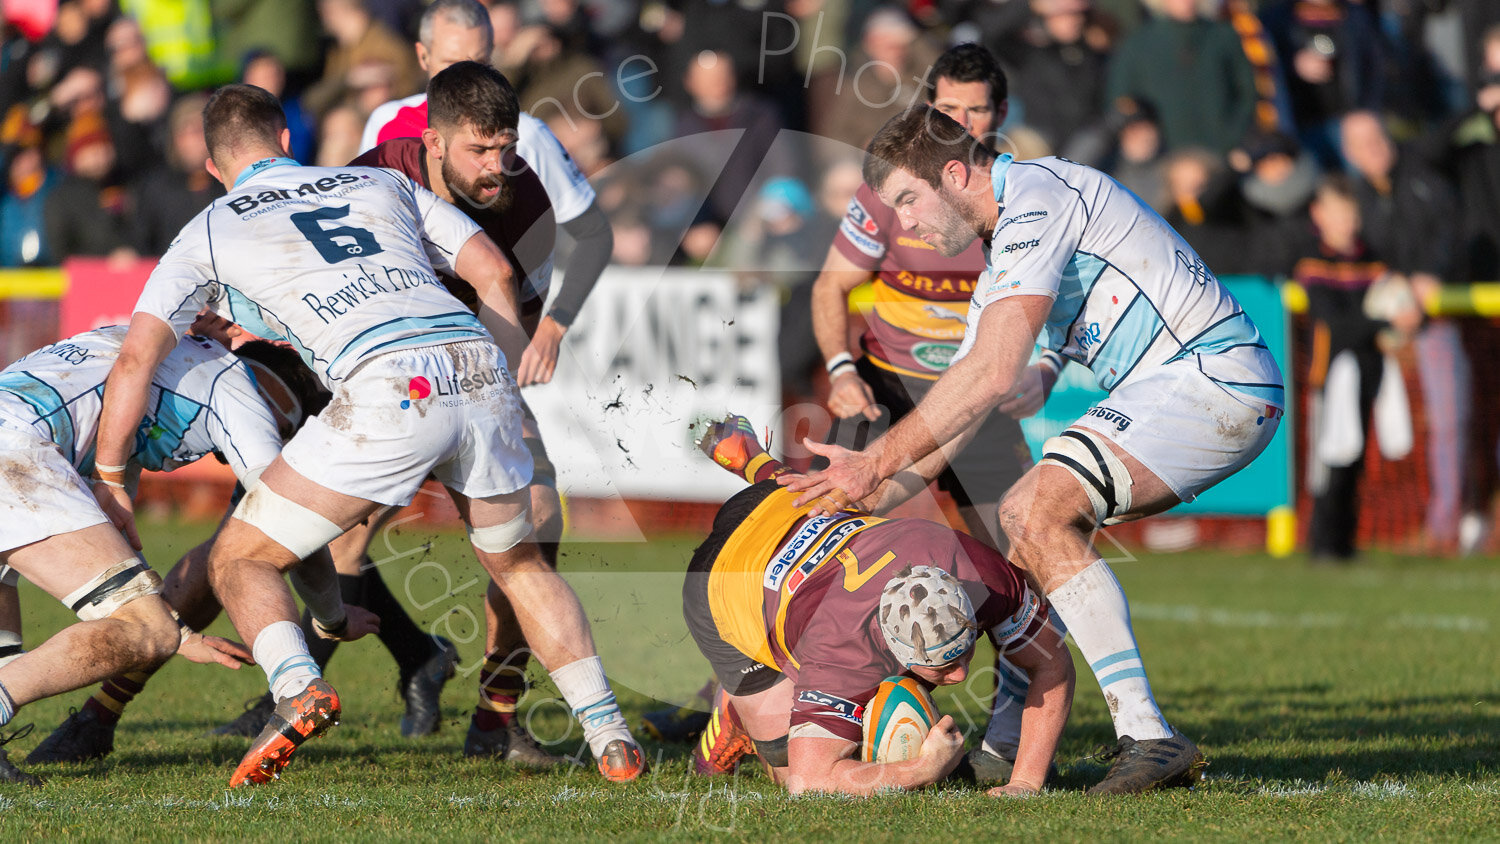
861, 676, 939, 763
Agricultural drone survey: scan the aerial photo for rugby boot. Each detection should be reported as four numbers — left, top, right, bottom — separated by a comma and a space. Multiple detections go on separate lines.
1085, 730, 1206, 795
0, 724, 40, 785
212, 693, 276, 737
691, 689, 754, 776
399, 637, 458, 738
697, 415, 765, 473
640, 678, 716, 743
229, 680, 340, 787
28, 707, 115, 763
462, 719, 568, 769
597, 738, 646, 783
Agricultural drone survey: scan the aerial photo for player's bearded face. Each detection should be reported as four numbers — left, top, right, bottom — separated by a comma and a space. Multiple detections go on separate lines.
440, 126, 519, 214
924, 186, 979, 258
443, 152, 515, 214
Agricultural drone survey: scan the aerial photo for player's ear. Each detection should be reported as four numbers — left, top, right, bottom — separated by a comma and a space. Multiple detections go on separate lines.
420, 126, 445, 159
942, 158, 970, 191
278, 127, 292, 157
205, 156, 223, 184
415, 41, 431, 73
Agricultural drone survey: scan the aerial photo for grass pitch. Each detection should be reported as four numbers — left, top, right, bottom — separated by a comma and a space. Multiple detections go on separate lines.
2, 517, 1497, 841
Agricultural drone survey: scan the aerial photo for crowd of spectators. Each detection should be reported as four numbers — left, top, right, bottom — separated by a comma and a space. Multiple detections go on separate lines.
5, 0, 1500, 554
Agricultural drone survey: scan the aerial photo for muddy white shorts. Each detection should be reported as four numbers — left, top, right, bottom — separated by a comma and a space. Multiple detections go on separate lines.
1072, 360, 1281, 503
280, 339, 533, 506
0, 407, 109, 554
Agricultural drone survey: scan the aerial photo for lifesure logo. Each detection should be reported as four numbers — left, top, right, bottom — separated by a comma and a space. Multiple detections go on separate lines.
400, 376, 431, 409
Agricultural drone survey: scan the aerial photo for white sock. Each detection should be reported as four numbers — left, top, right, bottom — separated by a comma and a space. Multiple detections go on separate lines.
550, 656, 633, 757
1046, 560, 1172, 741
252, 621, 321, 702
981, 656, 1029, 760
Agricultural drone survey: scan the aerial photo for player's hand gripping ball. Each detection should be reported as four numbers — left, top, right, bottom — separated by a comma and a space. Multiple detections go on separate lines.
861, 676, 939, 763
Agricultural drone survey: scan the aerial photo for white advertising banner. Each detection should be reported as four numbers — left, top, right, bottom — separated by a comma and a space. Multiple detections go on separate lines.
522, 266, 782, 501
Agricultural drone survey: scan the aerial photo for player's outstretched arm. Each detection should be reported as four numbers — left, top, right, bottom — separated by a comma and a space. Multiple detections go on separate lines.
784, 718, 965, 797
992, 618, 1075, 797
517, 202, 613, 387
784, 295, 1051, 511
95, 313, 180, 550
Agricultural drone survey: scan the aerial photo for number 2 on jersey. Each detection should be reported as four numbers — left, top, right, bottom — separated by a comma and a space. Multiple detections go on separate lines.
840, 549, 897, 592
291, 205, 384, 264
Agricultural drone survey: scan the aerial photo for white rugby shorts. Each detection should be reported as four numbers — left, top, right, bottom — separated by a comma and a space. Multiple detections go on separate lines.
1072, 359, 1281, 503
0, 407, 109, 554
280, 339, 533, 506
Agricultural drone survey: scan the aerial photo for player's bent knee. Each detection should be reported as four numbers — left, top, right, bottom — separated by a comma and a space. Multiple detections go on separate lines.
1038, 429, 1134, 526
232, 483, 344, 562
467, 509, 532, 554
109, 594, 180, 666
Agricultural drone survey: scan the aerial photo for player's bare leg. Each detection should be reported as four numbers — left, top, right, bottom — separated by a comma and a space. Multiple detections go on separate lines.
208, 457, 381, 786
997, 430, 1203, 795
708, 680, 793, 784
0, 525, 181, 783
29, 532, 227, 763
454, 488, 644, 781
464, 479, 566, 766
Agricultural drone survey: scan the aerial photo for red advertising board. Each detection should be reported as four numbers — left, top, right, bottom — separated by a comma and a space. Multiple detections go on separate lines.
58, 257, 156, 338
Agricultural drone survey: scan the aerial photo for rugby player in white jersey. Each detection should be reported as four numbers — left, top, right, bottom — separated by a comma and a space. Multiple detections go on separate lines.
787, 104, 1285, 795
0, 324, 345, 783
92, 84, 644, 787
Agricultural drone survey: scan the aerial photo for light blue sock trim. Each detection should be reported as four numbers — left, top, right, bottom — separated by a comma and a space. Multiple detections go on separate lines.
0, 679, 14, 726
1097, 667, 1148, 688
1090, 648, 1141, 672
269, 656, 321, 692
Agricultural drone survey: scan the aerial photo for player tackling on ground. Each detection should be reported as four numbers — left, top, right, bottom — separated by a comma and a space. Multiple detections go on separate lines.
687, 416, 1073, 797
92, 84, 644, 786
787, 105, 1284, 795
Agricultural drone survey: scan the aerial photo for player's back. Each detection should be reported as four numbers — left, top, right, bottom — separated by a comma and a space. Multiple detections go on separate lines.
143, 162, 488, 386
985, 156, 1281, 403
0, 327, 276, 473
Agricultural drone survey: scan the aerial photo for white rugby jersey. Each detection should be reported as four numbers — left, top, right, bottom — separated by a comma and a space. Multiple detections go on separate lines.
954, 155, 1284, 409
135, 160, 488, 387
0, 326, 282, 481
360, 99, 596, 224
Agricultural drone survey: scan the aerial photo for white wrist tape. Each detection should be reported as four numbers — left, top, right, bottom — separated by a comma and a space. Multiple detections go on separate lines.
825, 352, 854, 373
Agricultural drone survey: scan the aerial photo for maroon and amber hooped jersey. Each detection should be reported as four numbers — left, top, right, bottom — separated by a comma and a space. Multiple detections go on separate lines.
831, 182, 986, 381
706, 488, 1046, 742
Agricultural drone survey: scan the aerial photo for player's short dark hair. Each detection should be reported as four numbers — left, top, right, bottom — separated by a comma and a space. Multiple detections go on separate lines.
233, 341, 330, 428
923, 43, 1008, 110
687, 480, 780, 575
863, 103, 997, 193
1314, 172, 1358, 205
203, 84, 286, 165
428, 61, 520, 137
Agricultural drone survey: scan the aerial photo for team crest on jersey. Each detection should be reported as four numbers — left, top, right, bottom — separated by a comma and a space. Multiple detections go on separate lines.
797, 690, 864, 724
911, 342, 958, 371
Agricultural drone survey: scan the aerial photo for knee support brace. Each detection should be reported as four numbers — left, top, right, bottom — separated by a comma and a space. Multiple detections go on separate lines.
1039, 428, 1134, 525
233, 483, 343, 560
466, 509, 532, 554
62, 559, 163, 621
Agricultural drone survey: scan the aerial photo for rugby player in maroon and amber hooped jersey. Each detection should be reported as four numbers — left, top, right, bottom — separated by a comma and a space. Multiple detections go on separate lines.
682, 416, 1073, 797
